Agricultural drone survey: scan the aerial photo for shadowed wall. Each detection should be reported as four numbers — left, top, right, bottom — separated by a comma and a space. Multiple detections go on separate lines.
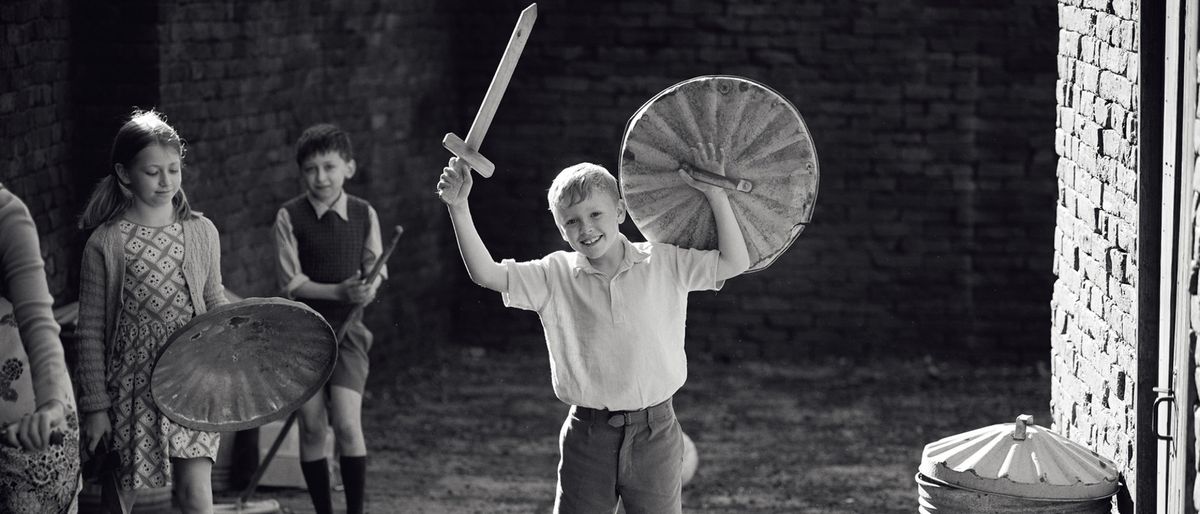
2, 0, 1057, 364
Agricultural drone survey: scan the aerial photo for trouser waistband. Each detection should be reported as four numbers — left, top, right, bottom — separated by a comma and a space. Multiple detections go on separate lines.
573, 398, 674, 428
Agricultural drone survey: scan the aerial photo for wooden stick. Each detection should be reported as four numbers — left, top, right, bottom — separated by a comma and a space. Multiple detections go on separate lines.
336, 225, 403, 341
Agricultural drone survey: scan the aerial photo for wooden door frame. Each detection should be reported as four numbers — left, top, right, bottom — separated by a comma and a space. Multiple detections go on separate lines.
1170, 1, 1198, 511
1152, 0, 1198, 512
1138, 0, 1165, 510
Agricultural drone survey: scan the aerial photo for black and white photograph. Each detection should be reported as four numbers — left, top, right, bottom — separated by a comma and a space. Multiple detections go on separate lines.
0, 0, 1183, 512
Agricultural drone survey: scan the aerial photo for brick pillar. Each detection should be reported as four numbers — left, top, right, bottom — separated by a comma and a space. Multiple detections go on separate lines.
1050, 0, 1140, 504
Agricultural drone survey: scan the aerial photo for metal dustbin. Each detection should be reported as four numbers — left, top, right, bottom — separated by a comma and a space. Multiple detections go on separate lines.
916, 414, 1119, 513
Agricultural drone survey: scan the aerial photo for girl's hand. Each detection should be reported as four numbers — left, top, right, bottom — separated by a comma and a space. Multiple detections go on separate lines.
81, 410, 111, 455
3, 400, 66, 451
679, 142, 729, 197
436, 157, 473, 207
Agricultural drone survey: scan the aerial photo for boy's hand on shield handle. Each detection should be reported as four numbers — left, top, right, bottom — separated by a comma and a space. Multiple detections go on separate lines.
680, 142, 730, 198
437, 157, 474, 208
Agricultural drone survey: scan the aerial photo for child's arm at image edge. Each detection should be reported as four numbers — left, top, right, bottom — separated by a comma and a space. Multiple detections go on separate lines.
0, 196, 73, 410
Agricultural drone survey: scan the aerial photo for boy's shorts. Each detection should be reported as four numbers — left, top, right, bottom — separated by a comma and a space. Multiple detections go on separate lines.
329, 319, 373, 394
555, 398, 683, 514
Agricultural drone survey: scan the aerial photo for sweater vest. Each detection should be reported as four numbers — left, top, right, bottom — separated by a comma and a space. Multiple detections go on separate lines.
283, 194, 369, 328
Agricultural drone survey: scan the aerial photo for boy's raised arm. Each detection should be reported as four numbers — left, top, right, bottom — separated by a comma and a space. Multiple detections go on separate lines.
437, 158, 509, 292
681, 143, 750, 281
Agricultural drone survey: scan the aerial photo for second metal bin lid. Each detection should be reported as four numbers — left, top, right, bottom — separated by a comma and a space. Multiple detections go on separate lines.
919, 414, 1120, 501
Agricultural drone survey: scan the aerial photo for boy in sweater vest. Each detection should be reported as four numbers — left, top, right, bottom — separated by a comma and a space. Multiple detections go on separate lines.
271, 123, 385, 514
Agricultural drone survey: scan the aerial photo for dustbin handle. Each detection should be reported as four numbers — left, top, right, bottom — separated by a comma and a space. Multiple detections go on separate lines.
1012, 414, 1034, 440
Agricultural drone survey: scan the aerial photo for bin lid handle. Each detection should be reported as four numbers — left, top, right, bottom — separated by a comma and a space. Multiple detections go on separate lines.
1012, 414, 1033, 440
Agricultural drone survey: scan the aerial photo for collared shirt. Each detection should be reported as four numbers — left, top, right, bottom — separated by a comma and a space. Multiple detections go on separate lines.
273, 191, 385, 296
502, 234, 721, 411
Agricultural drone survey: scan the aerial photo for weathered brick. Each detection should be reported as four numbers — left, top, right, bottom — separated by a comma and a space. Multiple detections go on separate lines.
1059, 5, 1094, 33
1076, 61, 1101, 92
1059, 30, 1082, 57
1099, 70, 1133, 108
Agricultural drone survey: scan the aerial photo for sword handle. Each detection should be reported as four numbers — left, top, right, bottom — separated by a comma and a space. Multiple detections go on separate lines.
443, 133, 496, 178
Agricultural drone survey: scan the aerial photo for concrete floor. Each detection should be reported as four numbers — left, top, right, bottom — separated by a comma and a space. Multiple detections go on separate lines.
224, 346, 1053, 514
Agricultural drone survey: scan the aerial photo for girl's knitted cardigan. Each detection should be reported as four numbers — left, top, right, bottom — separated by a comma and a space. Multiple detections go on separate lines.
74, 215, 228, 413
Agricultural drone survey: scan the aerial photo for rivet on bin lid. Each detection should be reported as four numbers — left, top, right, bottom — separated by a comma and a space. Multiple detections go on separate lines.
919, 414, 1120, 500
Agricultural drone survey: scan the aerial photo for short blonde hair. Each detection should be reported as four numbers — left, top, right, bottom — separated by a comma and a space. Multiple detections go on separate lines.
547, 163, 620, 210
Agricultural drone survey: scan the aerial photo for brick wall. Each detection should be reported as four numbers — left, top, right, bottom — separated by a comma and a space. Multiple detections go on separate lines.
148, 0, 459, 367
1050, 0, 1140, 501
450, 0, 1058, 359
3, 1, 1058, 365
0, 1, 459, 369
0, 0, 80, 299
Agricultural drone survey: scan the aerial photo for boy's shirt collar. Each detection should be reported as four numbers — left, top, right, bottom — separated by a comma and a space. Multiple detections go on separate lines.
571, 233, 650, 277
305, 190, 349, 221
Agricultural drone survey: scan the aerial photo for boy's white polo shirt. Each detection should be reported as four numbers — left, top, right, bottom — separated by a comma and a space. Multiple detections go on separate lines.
502, 234, 721, 411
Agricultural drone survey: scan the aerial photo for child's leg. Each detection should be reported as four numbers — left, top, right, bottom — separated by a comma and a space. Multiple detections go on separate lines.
329, 385, 366, 456
554, 406, 621, 514
170, 457, 214, 514
296, 392, 333, 514
330, 385, 367, 514
615, 405, 684, 514
296, 393, 330, 460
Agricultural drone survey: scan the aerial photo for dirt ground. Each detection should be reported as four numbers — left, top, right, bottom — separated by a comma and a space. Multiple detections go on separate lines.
246, 347, 1051, 514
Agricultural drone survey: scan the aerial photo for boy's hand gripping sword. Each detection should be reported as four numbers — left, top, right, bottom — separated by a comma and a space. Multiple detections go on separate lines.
442, 3, 537, 177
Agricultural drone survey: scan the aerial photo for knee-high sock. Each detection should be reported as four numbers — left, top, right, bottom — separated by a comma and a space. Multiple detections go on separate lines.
300, 458, 334, 514
340, 455, 367, 514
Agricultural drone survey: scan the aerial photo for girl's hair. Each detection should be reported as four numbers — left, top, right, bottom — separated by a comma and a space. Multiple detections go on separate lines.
547, 162, 620, 211
78, 109, 196, 230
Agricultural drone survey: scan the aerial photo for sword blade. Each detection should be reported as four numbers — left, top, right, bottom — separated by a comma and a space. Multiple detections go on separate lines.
463, 3, 537, 150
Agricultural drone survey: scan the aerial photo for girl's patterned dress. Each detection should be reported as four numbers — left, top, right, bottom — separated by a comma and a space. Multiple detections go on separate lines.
108, 220, 218, 490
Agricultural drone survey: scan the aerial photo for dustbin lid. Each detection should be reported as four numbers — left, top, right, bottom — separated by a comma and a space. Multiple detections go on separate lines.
151, 297, 337, 432
919, 414, 1119, 500
618, 75, 819, 273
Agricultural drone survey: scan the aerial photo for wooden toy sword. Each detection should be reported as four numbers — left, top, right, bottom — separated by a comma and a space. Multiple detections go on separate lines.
442, 3, 537, 177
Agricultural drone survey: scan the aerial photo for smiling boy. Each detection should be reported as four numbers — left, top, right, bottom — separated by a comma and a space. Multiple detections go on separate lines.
436, 144, 748, 513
